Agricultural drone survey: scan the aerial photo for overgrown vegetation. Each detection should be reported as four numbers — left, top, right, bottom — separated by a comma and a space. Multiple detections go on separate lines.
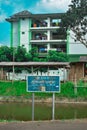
0, 46, 69, 73
0, 46, 69, 62
62, 0, 87, 47
0, 81, 87, 99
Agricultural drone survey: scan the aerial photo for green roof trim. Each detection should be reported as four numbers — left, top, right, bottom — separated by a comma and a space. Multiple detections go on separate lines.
69, 54, 87, 62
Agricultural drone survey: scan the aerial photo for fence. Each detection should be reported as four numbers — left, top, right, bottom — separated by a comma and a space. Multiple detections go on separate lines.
74, 78, 87, 95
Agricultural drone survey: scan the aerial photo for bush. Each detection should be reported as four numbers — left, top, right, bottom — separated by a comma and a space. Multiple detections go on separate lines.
60, 81, 74, 97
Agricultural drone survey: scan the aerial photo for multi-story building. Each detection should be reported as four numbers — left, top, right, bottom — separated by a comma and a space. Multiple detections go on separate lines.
6, 10, 67, 55
6, 10, 87, 81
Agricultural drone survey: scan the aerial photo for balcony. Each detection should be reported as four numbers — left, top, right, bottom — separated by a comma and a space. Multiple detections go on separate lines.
30, 26, 60, 31
30, 21, 61, 31
30, 27, 67, 44
30, 39, 66, 44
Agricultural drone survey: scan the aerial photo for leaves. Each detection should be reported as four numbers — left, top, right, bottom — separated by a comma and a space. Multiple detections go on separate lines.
47, 50, 69, 62
61, 0, 87, 47
0, 46, 13, 61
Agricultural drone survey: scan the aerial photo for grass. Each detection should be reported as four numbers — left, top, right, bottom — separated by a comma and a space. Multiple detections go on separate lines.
0, 80, 87, 121
0, 80, 87, 99
0, 81, 27, 96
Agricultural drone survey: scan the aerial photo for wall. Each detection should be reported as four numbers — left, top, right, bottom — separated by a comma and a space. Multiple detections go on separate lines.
20, 18, 29, 50
6, 69, 68, 81
13, 22, 19, 47
69, 43, 87, 54
69, 62, 84, 81
0, 69, 6, 80
69, 30, 87, 54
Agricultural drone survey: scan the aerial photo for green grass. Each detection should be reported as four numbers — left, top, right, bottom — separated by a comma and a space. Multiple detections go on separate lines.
0, 81, 27, 96
0, 80, 87, 99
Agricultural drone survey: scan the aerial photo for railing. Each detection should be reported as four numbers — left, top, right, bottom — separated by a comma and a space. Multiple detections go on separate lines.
31, 22, 59, 28
30, 39, 67, 43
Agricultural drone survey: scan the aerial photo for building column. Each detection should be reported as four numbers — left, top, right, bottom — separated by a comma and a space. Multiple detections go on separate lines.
18, 20, 20, 46
47, 43, 50, 52
47, 30, 50, 41
47, 17, 51, 51
10, 22, 13, 47
66, 27, 70, 54
47, 17, 51, 27
47, 17, 51, 41
29, 18, 32, 51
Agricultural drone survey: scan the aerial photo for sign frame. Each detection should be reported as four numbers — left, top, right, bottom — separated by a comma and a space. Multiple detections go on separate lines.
27, 75, 60, 93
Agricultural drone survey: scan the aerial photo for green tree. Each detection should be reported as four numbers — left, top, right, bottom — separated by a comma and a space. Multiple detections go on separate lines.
29, 47, 39, 61
0, 46, 13, 61
62, 0, 87, 47
47, 50, 69, 62
15, 46, 32, 62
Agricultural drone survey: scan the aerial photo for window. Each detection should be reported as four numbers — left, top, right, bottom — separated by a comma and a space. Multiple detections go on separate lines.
22, 32, 25, 34
22, 18, 25, 20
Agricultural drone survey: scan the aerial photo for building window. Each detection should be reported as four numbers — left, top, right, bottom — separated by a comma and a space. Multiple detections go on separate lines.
22, 32, 25, 34
22, 18, 25, 20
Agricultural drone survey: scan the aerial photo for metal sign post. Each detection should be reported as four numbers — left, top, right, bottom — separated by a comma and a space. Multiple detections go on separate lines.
32, 92, 35, 121
52, 92, 55, 120
27, 75, 60, 121
27, 76, 60, 93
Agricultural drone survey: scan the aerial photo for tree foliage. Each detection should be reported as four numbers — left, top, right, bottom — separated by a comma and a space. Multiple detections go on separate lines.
0, 46, 69, 62
29, 47, 39, 61
0, 46, 13, 61
0, 46, 69, 72
15, 46, 32, 62
47, 50, 69, 62
62, 0, 87, 47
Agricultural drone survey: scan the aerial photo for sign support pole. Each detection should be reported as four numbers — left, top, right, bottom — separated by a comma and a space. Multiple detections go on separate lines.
32, 92, 35, 121
31, 66, 35, 121
52, 92, 55, 120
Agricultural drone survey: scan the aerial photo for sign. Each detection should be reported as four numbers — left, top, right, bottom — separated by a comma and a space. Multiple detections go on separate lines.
27, 76, 60, 93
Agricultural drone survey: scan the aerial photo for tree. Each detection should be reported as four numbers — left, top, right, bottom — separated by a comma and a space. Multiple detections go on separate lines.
29, 47, 39, 61
47, 50, 69, 62
62, 0, 87, 47
0, 46, 13, 61
15, 46, 32, 62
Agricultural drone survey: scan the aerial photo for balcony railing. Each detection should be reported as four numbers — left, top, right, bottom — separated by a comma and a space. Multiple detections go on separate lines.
30, 39, 67, 44
30, 26, 60, 30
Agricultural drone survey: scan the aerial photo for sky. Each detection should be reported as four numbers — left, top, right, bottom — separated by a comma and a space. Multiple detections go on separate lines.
0, 0, 71, 46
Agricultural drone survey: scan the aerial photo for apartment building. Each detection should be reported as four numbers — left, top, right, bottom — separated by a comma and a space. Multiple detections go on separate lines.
6, 10, 87, 81
6, 10, 67, 55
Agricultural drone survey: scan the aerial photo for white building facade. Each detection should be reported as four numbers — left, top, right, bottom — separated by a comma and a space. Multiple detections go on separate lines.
6, 10, 67, 54
6, 10, 87, 58
5, 10, 87, 80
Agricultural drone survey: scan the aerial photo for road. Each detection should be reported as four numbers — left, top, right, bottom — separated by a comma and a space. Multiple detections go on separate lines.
0, 120, 87, 130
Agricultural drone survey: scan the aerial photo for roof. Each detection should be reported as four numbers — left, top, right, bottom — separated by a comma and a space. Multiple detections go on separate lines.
69, 55, 87, 63
6, 10, 32, 22
6, 10, 65, 22
0, 62, 70, 68
79, 56, 87, 62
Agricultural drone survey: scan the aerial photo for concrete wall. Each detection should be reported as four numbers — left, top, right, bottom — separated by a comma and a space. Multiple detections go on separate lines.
20, 18, 29, 50
69, 30, 87, 54
13, 22, 19, 47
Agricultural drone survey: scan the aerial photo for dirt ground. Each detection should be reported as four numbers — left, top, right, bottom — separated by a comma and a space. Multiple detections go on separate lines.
0, 120, 87, 130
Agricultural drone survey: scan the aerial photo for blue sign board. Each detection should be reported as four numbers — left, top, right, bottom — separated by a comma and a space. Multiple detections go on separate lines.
27, 76, 60, 93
